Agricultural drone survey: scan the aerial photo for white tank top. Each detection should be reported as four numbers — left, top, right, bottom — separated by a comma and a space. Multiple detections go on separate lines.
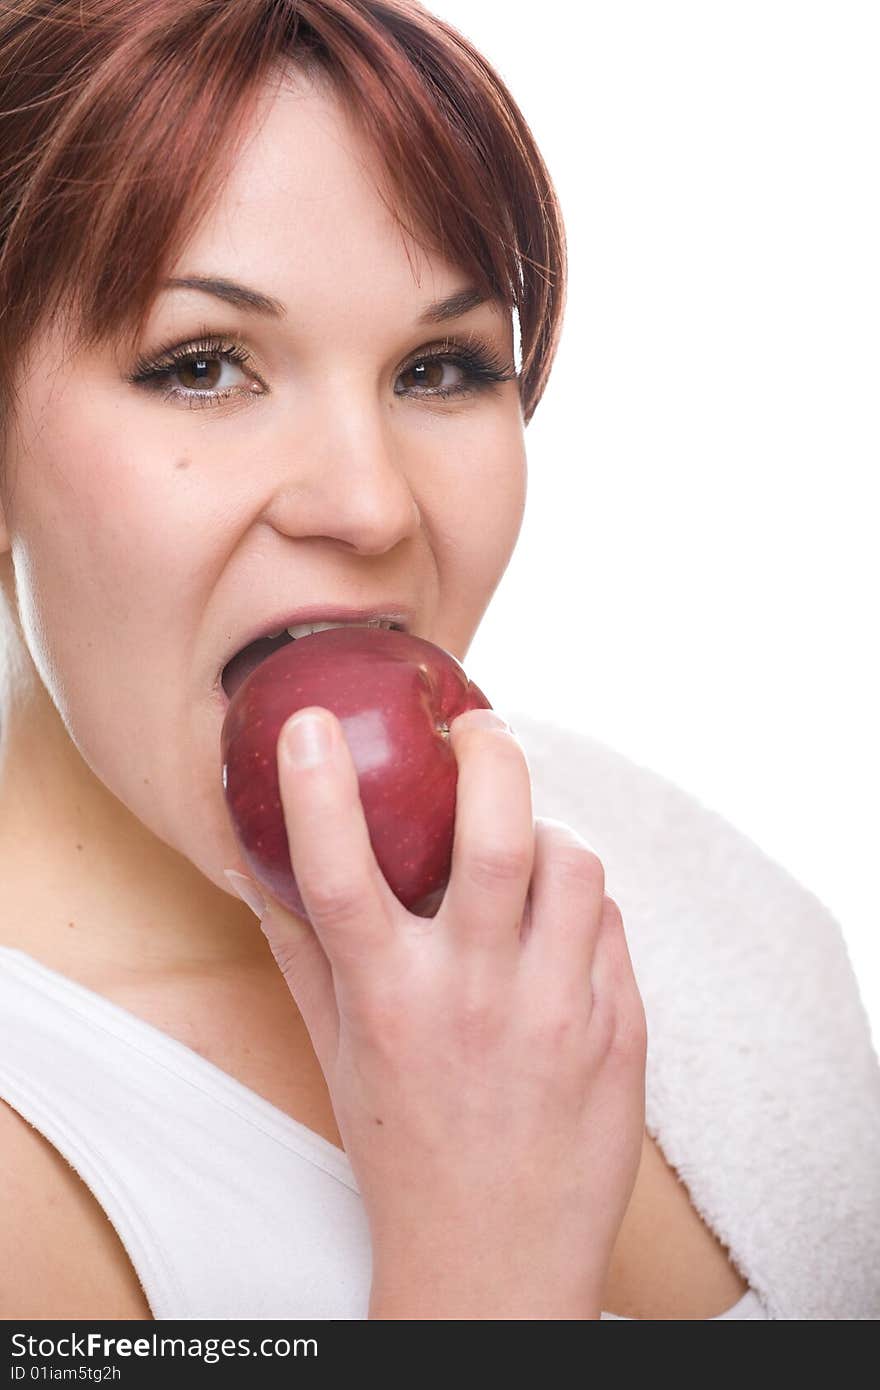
0, 946, 768, 1320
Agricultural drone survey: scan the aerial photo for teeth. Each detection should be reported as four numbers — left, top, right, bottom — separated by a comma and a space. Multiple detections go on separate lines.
285, 617, 396, 641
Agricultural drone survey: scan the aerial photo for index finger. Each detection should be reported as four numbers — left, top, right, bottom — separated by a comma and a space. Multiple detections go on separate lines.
277, 706, 399, 971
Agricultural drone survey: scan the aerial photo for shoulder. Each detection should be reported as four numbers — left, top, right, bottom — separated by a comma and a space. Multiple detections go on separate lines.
511, 712, 880, 1318
0, 1098, 152, 1318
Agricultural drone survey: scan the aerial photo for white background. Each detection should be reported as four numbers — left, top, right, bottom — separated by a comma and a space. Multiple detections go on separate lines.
428, 1, 879, 1052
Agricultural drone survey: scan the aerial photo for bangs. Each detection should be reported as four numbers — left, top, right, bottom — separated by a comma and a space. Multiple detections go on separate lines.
0, 0, 566, 427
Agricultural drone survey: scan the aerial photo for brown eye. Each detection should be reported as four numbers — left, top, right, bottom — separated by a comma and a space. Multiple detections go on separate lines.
176, 355, 225, 391
129, 336, 260, 408
398, 358, 464, 393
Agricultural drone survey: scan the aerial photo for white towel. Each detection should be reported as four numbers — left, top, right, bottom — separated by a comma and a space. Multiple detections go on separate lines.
506, 710, 880, 1320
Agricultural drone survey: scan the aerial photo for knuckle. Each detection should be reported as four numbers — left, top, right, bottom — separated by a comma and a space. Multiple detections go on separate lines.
588, 993, 618, 1057
465, 838, 532, 890
600, 899, 638, 982
541, 828, 604, 891
529, 1008, 580, 1055
602, 894, 624, 929
536, 816, 591, 848
302, 876, 363, 928
455, 996, 506, 1051
609, 995, 649, 1066
555, 848, 605, 892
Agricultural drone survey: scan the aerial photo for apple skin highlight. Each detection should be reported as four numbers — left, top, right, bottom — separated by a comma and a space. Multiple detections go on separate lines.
221, 626, 492, 922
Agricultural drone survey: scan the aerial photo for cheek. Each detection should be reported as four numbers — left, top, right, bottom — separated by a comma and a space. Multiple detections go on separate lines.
19, 397, 227, 661
11, 426, 216, 808
16, 432, 177, 670
414, 415, 526, 663
427, 417, 527, 577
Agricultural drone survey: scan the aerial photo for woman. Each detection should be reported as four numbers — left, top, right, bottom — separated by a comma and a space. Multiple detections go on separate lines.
1, 1, 876, 1321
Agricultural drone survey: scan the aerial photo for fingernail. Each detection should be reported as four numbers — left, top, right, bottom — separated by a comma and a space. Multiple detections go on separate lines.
459, 708, 512, 734
224, 869, 267, 920
281, 710, 334, 769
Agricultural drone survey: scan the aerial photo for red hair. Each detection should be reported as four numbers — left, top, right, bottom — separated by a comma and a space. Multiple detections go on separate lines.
0, 0, 566, 440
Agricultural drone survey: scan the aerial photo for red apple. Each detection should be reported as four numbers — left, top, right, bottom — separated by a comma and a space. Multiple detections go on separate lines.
221, 626, 492, 922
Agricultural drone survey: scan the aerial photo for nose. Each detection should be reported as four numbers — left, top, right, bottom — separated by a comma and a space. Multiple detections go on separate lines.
267, 383, 423, 557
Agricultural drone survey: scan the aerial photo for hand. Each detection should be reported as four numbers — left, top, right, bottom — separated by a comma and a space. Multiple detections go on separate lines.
250, 705, 647, 1320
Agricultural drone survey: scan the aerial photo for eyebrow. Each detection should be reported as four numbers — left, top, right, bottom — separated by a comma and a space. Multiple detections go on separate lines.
160, 275, 489, 325
417, 286, 488, 324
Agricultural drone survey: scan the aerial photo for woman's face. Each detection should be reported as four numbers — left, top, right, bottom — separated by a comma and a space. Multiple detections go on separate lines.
0, 69, 526, 901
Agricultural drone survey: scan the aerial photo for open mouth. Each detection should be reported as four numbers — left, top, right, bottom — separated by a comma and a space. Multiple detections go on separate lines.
220, 618, 405, 701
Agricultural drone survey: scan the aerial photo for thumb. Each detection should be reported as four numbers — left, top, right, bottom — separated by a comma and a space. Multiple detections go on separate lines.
224, 869, 339, 1069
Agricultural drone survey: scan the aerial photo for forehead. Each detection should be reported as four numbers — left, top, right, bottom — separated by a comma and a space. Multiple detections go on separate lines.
168, 69, 458, 314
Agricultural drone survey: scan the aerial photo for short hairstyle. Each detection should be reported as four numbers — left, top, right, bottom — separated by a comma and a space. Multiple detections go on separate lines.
0, 0, 567, 448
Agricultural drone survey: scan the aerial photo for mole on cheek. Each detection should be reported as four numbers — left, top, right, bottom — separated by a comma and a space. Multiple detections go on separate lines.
175, 457, 191, 470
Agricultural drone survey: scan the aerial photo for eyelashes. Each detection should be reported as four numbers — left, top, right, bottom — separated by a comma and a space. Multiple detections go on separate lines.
126, 329, 518, 410
127, 334, 258, 410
